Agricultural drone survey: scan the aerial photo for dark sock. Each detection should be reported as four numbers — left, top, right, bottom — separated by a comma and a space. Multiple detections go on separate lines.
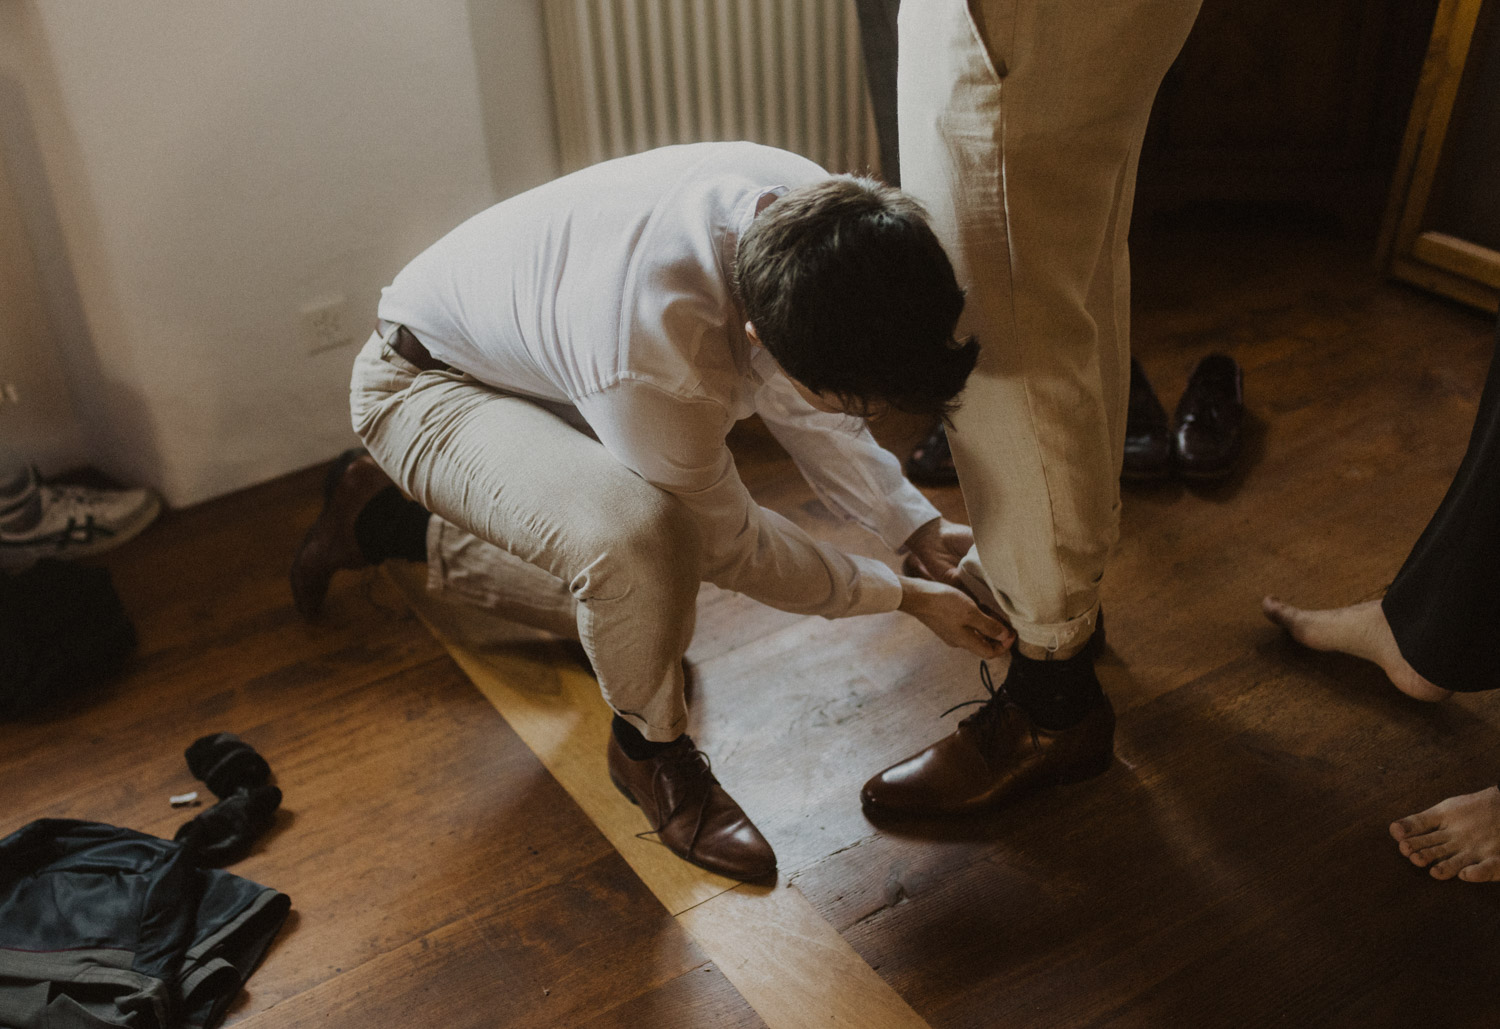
185, 732, 271, 799
353, 487, 431, 564
611, 714, 683, 761
1002, 647, 1105, 731
176, 784, 283, 867
179, 732, 282, 867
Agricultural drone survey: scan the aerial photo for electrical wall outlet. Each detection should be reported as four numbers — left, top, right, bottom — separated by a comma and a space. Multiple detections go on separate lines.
300, 295, 357, 354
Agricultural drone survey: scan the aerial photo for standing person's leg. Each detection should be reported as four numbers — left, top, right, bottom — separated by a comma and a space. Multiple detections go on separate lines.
854, 0, 903, 186
1262, 323, 1500, 701
862, 0, 1200, 816
344, 330, 774, 879
857, 0, 968, 488
909, 0, 1198, 658
1381, 326, 1500, 691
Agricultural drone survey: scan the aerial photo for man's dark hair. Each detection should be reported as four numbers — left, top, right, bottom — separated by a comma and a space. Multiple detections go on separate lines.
735, 176, 978, 419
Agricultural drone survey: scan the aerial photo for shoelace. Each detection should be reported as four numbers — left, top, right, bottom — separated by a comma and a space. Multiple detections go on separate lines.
938, 661, 1016, 743
635, 744, 716, 856
45, 485, 115, 510
940, 660, 1054, 755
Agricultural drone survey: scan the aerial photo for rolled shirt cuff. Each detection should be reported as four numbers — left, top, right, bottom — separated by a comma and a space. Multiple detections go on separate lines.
845, 555, 905, 616
876, 480, 943, 553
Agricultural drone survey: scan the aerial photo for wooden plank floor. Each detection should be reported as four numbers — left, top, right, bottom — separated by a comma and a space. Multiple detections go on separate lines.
3, 218, 1497, 1027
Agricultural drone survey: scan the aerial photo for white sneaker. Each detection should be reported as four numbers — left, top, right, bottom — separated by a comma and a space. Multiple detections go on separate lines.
0, 474, 162, 569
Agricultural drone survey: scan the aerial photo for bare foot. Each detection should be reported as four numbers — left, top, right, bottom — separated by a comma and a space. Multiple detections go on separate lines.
1390, 787, 1500, 881
1261, 596, 1450, 702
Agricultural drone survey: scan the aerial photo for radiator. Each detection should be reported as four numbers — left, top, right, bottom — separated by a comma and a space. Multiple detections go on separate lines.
542, 0, 881, 176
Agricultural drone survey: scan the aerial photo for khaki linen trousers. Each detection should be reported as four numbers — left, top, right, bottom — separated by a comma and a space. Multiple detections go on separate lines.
350, 329, 700, 741
898, 0, 1201, 652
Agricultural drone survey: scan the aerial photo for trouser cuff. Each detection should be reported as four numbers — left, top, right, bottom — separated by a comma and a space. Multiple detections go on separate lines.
957, 559, 1100, 655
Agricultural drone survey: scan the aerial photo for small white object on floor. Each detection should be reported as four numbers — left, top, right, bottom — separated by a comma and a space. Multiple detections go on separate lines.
169, 792, 200, 808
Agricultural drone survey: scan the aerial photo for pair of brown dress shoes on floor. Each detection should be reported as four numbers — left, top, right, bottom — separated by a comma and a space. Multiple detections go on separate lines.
613, 651, 1116, 882
1125, 353, 1245, 482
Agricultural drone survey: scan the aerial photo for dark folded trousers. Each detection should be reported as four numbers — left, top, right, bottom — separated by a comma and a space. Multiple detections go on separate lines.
1382, 320, 1500, 693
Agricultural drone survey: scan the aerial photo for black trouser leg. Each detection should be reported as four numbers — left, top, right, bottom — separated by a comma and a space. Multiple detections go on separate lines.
1382, 321, 1500, 693
854, 0, 901, 186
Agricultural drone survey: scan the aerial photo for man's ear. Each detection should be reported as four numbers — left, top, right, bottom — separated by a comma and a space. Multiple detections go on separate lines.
745, 321, 761, 345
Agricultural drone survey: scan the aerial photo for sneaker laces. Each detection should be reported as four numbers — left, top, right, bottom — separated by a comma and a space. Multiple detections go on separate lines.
43, 484, 117, 511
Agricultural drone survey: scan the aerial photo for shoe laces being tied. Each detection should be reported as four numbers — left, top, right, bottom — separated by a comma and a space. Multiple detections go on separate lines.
637, 739, 718, 854
940, 661, 1020, 747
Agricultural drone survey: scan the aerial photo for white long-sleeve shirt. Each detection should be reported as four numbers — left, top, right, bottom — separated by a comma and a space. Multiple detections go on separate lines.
377, 142, 938, 618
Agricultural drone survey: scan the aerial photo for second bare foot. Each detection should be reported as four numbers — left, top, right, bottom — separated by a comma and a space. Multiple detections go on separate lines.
1261, 596, 1450, 702
1390, 787, 1500, 882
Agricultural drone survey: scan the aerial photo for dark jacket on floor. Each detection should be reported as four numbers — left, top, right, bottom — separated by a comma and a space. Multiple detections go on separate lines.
0, 819, 289, 1029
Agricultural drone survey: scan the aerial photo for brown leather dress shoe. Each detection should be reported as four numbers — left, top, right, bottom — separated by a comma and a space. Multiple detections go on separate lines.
861, 664, 1115, 818
608, 734, 777, 881
290, 449, 394, 619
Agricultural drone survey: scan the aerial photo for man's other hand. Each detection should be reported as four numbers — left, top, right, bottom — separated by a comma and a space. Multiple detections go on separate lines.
903, 517, 972, 588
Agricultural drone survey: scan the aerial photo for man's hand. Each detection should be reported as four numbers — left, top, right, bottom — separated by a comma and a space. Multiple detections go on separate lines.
898, 576, 1015, 657
903, 517, 972, 588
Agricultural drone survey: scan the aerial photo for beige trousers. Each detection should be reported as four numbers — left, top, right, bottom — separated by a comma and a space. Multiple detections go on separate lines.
898, 0, 1201, 652
350, 330, 700, 741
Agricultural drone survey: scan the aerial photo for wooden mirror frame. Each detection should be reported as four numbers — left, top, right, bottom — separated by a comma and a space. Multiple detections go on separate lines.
1379, 0, 1499, 313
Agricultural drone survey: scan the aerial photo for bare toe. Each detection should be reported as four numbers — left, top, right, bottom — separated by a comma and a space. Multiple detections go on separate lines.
1261, 595, 1315, 640
1395, 787, 1500, 883
1458, 858, 1500, 883
1404, 840, 1452, 864
1261, 595, 1290, 626
1391, 809, 1441, 842
1429, 854, 1470, 880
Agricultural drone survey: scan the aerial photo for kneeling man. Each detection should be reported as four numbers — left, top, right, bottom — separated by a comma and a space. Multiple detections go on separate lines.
294, 142, 1009, 880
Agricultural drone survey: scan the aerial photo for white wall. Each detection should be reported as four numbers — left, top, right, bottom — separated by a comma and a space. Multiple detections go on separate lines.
0, 143, 84, 473
0, 0, 558, 505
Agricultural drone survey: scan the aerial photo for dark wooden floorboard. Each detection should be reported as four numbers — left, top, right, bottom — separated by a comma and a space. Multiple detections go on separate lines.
793, 654, 1500, 1028
239, 848, 742, 1029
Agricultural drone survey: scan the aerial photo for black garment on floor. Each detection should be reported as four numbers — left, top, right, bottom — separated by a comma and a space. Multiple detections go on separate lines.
1382, 323, 1500, 693
175, 733, 285, 868
0, 819, 290, 1029
0, 559, 136, 719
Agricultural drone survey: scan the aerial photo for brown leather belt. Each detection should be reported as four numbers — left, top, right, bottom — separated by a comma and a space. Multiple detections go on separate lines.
390, 325, 451, 373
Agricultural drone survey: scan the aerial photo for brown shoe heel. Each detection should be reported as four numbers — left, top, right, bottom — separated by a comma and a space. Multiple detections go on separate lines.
1054, 749, 1114, 785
